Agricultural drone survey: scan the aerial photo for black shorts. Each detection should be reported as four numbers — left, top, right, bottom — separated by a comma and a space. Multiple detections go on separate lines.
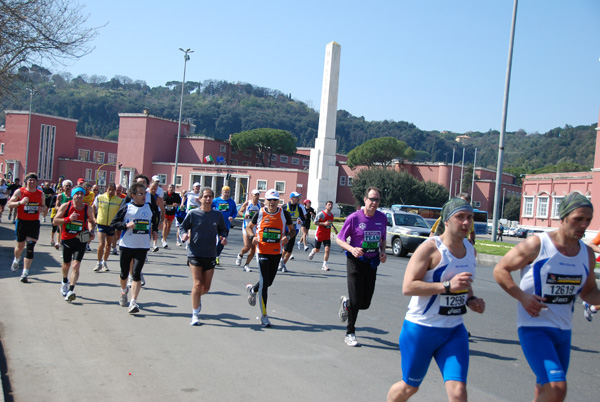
0, 198, 7, 206
188, 257, 216, 271
98, 224, 115, 236
315, 239, 331, 250
283, 234, 297, 253
16, 219, 40, 242
62, 237, 87, 263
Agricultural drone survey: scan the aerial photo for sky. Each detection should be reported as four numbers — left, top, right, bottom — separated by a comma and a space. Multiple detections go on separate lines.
62, 0, 600, 134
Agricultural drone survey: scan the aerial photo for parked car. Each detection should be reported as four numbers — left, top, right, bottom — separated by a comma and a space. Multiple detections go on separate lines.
514, 228, 529, 238
380, 208, 431, 257
507, 227, 518, 237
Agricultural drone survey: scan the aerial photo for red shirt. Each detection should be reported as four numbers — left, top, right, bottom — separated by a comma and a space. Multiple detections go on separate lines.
61, 202, 89, 241
17, 187, 43, 221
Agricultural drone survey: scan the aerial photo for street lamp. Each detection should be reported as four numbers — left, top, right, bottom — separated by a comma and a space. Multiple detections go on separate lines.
173, 48, 193, 187
24, 88, 35, 177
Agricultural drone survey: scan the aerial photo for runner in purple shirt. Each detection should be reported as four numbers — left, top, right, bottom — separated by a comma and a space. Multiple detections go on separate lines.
336, 186, 388, 347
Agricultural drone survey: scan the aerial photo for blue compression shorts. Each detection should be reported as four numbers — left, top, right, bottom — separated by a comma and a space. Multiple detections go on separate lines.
399, 320, 469, 387
518, 326, 571, 385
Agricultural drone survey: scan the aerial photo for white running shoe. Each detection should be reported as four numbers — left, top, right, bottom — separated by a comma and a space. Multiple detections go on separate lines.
304, 246, 309, 252
101, 261, 109, 272
289, 254, 295, 260
280, 262, 287, 273
261, 315, 271, 327
235, 254, 243, 266
297, 241, 302, 250
190, 313, 201, 326
162, 240, 168, 249
322, 264, 330, 271
246, 284, 256, 306
20, 272, 28, 283
243, 265, 252, 272
339, 296, 349, 322
11, 260, 19, 272
177, 241, 182, 247
308, 250, 315, 260
65, 290, 76, 302
61, 281, 69, 296
93, 261, 101, 272
344, 333, 359, 347
152, 246, 159, 252
119, 291, 128, 307
583, 301, 595, 322
128, 301, 140, 314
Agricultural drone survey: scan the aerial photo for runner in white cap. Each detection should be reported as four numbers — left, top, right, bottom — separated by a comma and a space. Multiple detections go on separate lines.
235, 189, 262, 272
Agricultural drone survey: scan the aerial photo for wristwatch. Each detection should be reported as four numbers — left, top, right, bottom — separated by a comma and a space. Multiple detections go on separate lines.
442, 280, 451, 293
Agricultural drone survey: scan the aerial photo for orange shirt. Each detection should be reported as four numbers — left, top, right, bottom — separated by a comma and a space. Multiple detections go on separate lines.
255, 207, 288, 255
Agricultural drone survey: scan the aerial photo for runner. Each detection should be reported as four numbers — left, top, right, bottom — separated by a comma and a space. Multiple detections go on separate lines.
493, 192, 600, 402
7, 173, 47, 282
299, 199, 316, 251
54, 180, 73, 250
429, 192, 475, 244
110, 182, 160, 314
179, 187, 227, 326
235, 189, 262, 272
175, 190, 188, 246
0, 178, 8, 222
583, 230, 600, 321
280, 191, 305, 272
211, 185, 237, 266
49, 184, 62, 247
6, 178, 21, 222
148, 181, 165, 252
186, 182, 202, 211
93, 183, 123, 272
53, 186, 96, 302
245, 189, 294, 327
387, 198, 485, 401
162, 184, 181, 249
81, 182, 96, 251
335, 186, 387, 347
308, 200, 338, 271
42, 182, 55, 223
111, 184, 127, 255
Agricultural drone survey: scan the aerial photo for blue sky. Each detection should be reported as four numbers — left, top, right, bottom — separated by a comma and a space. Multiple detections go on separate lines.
65, 0, 600, 134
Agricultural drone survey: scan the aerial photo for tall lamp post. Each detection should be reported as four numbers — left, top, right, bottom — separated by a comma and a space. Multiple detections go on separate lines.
173, 48, 193, 187
24, 88, 35, 177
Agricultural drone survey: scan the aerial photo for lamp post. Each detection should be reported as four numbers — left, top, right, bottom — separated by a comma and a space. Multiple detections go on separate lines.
501, 187, 506, 219
173, 48, 193, 187
24, 88, 35, 177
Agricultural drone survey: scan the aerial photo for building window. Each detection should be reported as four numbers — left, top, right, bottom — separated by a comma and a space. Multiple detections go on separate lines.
108, 153, 117, 163
93, 151, 105, 163
175, 175, 182, 186
302, 159, 310, 167
97, 170, 107, 186
78, 149, 90, 161
291, 157, 299, 165
231, 148, 238, 155
339, 176, 346, 186
241, 161, 251, 166
255, 163, 262, 167
347, 177, 353, 186
271, 154, 277, 161
243, 149, 252, 157
109, 171, 115, 185
275, 181, 285, 193
536, 196, 549, 218
0, 143, 4, 155
473, 201, 481, 208
230, 159, 238, 166
85, 168, 93, 181
257, 180, 267, 191
220, 144, 227, 152
551, 196, 564, 219
280, 155, 288, 163
156, 174, 167, 185
38, 124, 56, 180
522, 196, 534, 217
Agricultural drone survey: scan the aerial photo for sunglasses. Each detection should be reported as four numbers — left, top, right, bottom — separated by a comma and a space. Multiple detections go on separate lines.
368, 197, 380, 202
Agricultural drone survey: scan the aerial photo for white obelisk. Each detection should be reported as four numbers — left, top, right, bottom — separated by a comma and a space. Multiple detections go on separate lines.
307, 41, 341, 215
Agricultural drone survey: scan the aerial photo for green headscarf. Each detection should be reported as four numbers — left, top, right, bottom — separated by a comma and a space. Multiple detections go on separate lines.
441, 198, 473, 222
558, 192, 593, 219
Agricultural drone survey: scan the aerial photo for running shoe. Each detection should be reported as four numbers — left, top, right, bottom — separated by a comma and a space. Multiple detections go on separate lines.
54, 242, 60, 250
176, 241, 182, 247
246, 284, 256, 306
339, 296, 349, 322
60, 281, 69, 296
152, 246, 159, 252
119, 291, 128, 307
322, 264, 330, 271
126, 275, 133, 288
86, 244, 92, 252
216, 257, 220, 266
111, 248, 119, 255
583, 301, 594, 322
93, 261, 101, 272
190, 313, 201, 326
50, 239, 55, 247
304, 246, 309, 252
43, 217, 46, 223
243, 265, 252, 272
102, 262, 109, 272
65, 290, 76, 302
128, 301, 140, 314
308, 250, 315, 260
290, 254, 295, 260
11, 260, 19, 272
235, 254, 243, 266
261, 315, 271, 328
20, 272, 28, 283
297, 241, 302, 250
280, 262, 287, 273
344, 333, 359, 347
162, 240, 168, 249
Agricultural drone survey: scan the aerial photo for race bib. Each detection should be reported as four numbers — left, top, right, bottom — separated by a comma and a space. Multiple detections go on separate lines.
543, 273, 582, 304
438, 289, 468, 315
132, 219, 150, 234
247, 210, 257, 219
165, 205, 174, 211
24, 202, 39, 214
361, 231, 381, 253
218, 203, 229, 211
65, 220, 83, 234
261, 227, 282, 243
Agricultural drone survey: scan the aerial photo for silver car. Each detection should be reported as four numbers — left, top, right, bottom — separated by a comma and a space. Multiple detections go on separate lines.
380, 208, 431, 257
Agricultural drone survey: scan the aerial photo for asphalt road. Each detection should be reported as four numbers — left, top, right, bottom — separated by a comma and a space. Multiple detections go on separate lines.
0, 222, 599, 401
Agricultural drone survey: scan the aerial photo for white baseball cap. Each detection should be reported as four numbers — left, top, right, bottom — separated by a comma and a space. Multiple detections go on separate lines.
265, 189, 280, 200
251, 189, 260, 195
151, 175, 160, 182
193, 182, 201, 187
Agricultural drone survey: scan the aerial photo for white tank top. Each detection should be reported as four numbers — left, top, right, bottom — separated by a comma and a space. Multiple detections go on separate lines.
517, 232, 590, 330
405, 237, 477, 328
243, 201, 261, 230
118, 202, 154, 249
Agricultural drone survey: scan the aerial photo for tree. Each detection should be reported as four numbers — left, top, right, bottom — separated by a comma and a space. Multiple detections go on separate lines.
346, 137, 415, 169
504, 195, 521, 221
0, 0, 99, 96
230, 128, 297, 167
